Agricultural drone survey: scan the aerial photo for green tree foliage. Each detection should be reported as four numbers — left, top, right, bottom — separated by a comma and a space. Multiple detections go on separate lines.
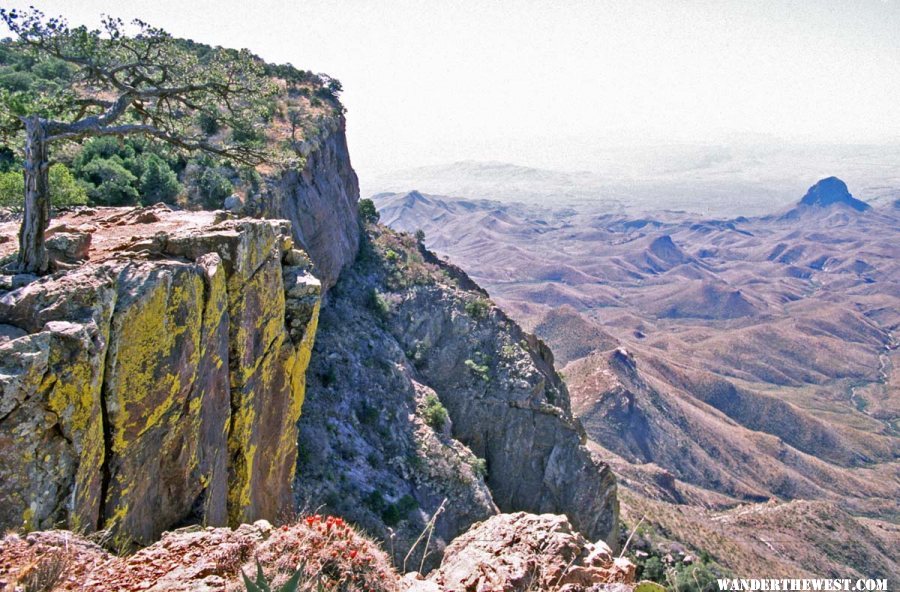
196, 167, 234, 208
0, 163, 86, 209
0, 169, 23, 208
0, 7, 276, 272
48, 162, 87, 206
358, 198, 379, 224
139, 153, 182, 204
78, 157, 139, 206
71, 137, 183, 206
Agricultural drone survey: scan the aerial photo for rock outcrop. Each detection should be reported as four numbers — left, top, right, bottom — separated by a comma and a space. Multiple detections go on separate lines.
0, 513, 637, 592
295, 225, 618, 570
0, 209, 320, 547
424, 513, 634, 592
0, 517, 398, 592
256, 115, 361, 290
798, 176, 870, 211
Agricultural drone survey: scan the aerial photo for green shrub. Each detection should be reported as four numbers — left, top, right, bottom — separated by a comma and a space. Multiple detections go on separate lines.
355, 402, 379, 426
368, 289, 391, 319
423, 393, 449, 430
464, 359, 490, 381
48, 164, 88, 207
0, 170, 22, 208
230, 120, 266, 146
672, 563, 721, 592
196, 168, 234, 208
73, 136, 136, 171
639, 556, 665, 582
358, 198, 380, 224
464, 298, 491, 319
79, 157, 139, 205
471, 457, 488, 478
197, 110, 220, 135
1, 164, 88, 210
381, 494, 417, 526
139, 153, 182, 204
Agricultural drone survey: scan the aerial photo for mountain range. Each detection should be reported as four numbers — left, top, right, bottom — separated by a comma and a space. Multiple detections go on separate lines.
373, 176, 900, 578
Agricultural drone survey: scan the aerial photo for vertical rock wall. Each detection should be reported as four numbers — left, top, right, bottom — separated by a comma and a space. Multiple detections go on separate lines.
0, 217, 321, 546
257, 116, 361, 291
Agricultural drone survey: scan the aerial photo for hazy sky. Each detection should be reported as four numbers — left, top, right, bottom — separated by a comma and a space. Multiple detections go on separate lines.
4, 1, 900, 178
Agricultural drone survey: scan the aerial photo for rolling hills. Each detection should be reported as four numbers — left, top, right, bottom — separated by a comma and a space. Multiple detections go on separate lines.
373, 177, 900, 578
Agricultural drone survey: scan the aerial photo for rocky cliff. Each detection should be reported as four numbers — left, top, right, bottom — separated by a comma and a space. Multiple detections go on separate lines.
0, 207, 320, 547
254, 115, 361, 290
295, 225, 618, 569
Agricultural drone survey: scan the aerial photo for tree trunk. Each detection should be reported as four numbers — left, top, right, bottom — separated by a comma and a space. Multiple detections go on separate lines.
17, 115, 51, 274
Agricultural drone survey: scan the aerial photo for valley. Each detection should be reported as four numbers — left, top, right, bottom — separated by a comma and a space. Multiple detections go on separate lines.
374, 176, 900, 578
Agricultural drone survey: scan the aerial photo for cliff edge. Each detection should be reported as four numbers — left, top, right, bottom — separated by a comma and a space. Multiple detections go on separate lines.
0, 206, 321, 547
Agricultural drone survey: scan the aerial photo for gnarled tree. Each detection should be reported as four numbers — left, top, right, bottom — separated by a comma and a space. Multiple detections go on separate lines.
0, 8, 275, 273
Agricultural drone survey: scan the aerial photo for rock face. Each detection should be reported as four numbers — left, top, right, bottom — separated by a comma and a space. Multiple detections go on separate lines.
389, 283, 618, 545
257, 116, 361, 290
427, 512, 634, 592
295, 226, 618, 570
0, 212, 320, 547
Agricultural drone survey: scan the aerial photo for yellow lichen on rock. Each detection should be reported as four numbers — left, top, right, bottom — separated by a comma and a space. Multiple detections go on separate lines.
44, 322, 110, 533
0, 214, 322, 546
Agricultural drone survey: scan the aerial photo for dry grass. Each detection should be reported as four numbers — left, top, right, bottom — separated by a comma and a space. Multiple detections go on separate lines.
16, 549, 69, 592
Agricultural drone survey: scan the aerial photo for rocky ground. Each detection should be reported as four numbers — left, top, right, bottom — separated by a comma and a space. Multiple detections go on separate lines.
0, 513, 640, 592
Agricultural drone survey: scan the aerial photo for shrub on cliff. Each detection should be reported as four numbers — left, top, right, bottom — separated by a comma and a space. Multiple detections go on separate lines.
358, 198, 380, 224
423, 393, 449, 430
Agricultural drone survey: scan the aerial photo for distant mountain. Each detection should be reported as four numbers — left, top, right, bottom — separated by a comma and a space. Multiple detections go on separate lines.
373, 181, 900, 577
798, 177, 871, 211
364, 145, 900, 215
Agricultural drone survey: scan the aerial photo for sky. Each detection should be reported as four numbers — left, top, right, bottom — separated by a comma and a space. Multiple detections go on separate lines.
4, 0, 900, 180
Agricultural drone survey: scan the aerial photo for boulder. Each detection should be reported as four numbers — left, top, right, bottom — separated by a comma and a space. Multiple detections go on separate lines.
223, 194, 243, 213
429, 513, 634, 592
46, 231, 91, 263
